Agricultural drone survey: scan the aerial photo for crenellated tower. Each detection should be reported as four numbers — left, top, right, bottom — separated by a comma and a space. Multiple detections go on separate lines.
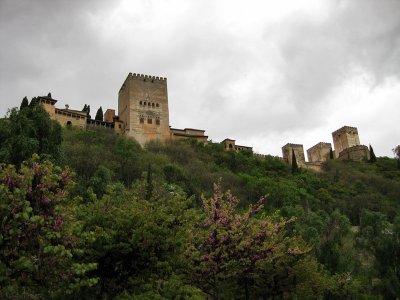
332, 126, 360, 158
118, 73, 170, 146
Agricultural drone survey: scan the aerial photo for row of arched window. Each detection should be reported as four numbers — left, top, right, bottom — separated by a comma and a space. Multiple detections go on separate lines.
139, 101, 160, 108
139, 116, 161, 125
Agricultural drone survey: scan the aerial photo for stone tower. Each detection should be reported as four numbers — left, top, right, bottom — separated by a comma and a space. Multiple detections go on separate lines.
282, 143, 306, 167
307, 142, 332, 163
118, 73, 170, 146
332, 126, 360, 158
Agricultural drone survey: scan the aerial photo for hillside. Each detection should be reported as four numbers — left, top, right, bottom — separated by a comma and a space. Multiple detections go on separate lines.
1, 104, 400, 299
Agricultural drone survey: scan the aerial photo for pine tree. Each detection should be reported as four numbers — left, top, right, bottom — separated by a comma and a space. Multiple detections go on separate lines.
20, 97, 29, 110
145, 163, 153, 200
82, 104, 87, 112
291, 149, 299, 174
369, 145, 377, 163
95, 107, 103, 121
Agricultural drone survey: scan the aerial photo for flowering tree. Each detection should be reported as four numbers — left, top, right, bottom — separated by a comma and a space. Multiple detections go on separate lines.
185, 182, 307, 299
0, 156, 97, 298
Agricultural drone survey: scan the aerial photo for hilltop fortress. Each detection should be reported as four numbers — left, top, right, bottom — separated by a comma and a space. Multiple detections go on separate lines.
38, 72, 371, 169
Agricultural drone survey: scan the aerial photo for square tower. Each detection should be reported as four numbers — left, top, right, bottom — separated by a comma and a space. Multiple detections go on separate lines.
118, 73, 170, 146
332, 126, 360, 158
307, 142, 332, 163
282, 143, 306, 166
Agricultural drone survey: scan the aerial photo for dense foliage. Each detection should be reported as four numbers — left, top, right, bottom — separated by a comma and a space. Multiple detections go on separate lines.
1, 101, 400, 299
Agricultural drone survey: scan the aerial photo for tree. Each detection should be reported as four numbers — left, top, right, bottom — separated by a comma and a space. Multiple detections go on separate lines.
145, 163, 153, 200
393, 145, 400, 169
291, 149, 299, 174
20, 96, 29, 110
95, 106, 103, 121
369, 144, 377, 163
0, 105, 62, 166
185, 182, 307, 299
329, 147, 334, 159
357, 210, 400, 298
0, 156, 97, 298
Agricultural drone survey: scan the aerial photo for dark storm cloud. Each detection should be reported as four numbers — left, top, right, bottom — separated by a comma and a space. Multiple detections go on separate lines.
271, 0, 400, 111
0, 0, 399, 156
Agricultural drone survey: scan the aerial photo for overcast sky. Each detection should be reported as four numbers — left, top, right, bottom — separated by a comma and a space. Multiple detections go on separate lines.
1, 0, 399, 158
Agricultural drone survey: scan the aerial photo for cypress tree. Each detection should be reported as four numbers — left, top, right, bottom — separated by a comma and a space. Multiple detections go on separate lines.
95, 107, 103, 121
29, 97, 38, 108
20, 97, 29, 110
145, 163, 153, 200
369, 145, 377, 163
82, 104, 87, 112
291, 149, 299, 174
329, 147, 334, 159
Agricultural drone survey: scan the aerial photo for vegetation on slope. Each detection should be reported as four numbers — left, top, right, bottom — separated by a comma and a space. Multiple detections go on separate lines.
1, 102, 400, 299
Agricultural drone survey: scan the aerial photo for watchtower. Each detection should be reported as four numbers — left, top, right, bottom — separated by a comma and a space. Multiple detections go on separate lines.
118, 73, 170, 146
282, 143, 306, 166
332, 126, 360, 158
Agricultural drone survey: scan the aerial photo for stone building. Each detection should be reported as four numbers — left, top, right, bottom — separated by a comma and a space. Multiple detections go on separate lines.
38, 95, 87, 128
170, 128, 208, 143
332, 126, 369, 161
332, 126, 361, 158
282, 143, 306, 166
221, 138, 253, 152
118, 73, 170, 146
307, 142, 332, 163
117, 73, 208, 146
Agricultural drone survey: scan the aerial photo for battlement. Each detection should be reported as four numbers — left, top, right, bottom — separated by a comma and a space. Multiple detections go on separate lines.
129, 72, 167, 82
307, 142, 331, 151
282, 143, 303, 149
119, 73, 167, 93
332, 126, 358, 137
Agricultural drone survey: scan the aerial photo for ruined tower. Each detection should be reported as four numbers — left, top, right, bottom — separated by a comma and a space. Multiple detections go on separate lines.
332, 126, 360, 158
118, 73, 170, 146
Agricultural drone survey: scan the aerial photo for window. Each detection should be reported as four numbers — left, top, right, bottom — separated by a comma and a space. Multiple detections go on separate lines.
156, 119, 160, 125
118, 124, 121, 128
156, 103, 159, 107
152, 103, 155, 107
140, 101, 142, 105
140, 118, 144, 124
144, 102, 146, 105
147, 118, 152, 124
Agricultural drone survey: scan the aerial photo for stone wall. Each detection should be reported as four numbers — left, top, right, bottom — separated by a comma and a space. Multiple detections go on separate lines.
338, 145, 370, 161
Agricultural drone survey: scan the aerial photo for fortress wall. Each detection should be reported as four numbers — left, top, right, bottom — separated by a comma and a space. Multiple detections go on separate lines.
338, 145, 370, 161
